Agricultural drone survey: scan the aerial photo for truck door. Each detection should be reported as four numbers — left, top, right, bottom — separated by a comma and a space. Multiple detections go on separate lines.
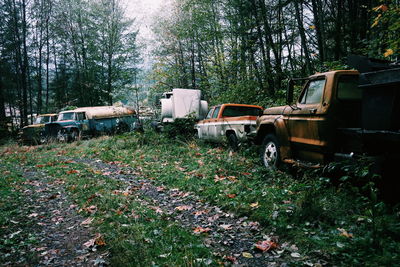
287, 77, 328, 162
208, 106, 221, 140
76, 112, 89, 133
198, 108, 214, 139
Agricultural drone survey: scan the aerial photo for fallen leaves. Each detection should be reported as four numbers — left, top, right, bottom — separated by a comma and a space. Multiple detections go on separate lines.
193, 226, 211, 234
66, 169, 80, 175
83, 233, 106, 249
81, 205, 97, 214
175, 205, 192, 211
193, 209, 209, 218
254, 240, 278, 252
224, 255, 237, 263
226, 194, 236, 199
242, 252, 253, 258
250, 202, 260, 209
219, 224, 233, 230
337, 228, 354, 238
81, 218, 94, 226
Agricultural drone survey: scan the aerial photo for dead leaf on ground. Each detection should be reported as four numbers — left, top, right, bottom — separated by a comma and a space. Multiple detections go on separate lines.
220, 224, 233, 230
193, 227, 211, 234
83, 205, 97, 214
224, 255, 237, 263
83, 238, 95, 249
193, 210, 209, 217
242, 252, 253, 258
95, 233, 106, 247
175, 205, 192, 211
66, 169, 80, 174
28, 213, 39, 218
226, 194, 236, 199
254, 240, 278, 252
81, 218, 94, 226
156, 186, 165, 192
214, 175, 226, 182
149, 206, 163, 214
250, 202, 260, 208
337, 228, 354, 238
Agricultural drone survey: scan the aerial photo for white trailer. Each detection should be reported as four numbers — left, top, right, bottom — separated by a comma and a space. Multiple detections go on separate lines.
160, 89, 208, 123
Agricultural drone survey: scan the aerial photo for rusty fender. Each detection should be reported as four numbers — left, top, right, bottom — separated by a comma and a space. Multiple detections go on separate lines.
257, 115, 291, 160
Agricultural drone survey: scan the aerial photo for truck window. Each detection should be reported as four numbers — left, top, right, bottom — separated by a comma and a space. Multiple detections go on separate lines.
212, 107, 221, 118
337, 75, 361, 100
76, 112, 87, 121
58, 112, 75, 121
299, 79, 326, 104
222, 106, 262, 117
206, 108, 214, 119
35, 116, 51, 124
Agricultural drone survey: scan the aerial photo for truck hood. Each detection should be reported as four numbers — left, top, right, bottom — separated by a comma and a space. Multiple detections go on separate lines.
23, 124, 44, 129
263, 106, 288, 115
47, 120, 76, 127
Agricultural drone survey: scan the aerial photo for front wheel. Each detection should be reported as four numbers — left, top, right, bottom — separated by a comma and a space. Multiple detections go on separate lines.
71, 130, 81, 142
260, 134, 280, 169
227, 132, 238, 151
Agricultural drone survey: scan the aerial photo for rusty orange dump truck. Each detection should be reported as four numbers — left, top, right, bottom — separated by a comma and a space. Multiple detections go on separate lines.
255, 56, 400, 169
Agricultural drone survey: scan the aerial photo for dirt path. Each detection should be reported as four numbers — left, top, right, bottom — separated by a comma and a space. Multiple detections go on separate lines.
4, 166, 106, 266
75, 158, 307, 266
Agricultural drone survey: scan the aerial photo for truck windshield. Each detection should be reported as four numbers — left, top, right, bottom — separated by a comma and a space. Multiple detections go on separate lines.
35, 116, 51, 124
300, 79, 326, 104
222, 106, 262, 117
58, 112, 75, 121
206, 108, 214, 119
337, 75, 361, 100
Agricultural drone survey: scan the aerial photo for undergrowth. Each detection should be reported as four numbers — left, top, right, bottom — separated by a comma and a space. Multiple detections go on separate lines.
1, 129, 400, 266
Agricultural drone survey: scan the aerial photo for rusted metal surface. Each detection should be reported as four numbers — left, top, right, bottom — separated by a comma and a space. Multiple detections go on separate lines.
20, 114, 58, 144
257, 70, 363, 164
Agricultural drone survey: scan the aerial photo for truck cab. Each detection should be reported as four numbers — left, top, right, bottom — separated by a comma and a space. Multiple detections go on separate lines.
256, 70, 363, 168
196, 103, 263, 149
20, 114, 58, 144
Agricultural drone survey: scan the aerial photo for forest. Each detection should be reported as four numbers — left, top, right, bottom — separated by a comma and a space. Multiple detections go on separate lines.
0, 0, 399, 132
1, 1, 400, 266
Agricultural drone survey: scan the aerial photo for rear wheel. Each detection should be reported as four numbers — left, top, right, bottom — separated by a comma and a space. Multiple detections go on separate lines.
260, 134, 280, 169
227, 132, 238, 151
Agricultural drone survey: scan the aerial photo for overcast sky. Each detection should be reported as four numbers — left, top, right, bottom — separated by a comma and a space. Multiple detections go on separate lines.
121, 0, 171, 70
122, 0, 170, 43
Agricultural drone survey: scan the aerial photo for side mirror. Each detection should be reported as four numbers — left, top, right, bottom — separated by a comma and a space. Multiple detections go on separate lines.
286, 79, 294, 105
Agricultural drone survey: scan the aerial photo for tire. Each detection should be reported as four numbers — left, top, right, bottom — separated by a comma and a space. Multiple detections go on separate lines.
57, 130, 67, 143
260, 134, 280, 169
227, 132, 239, 151
71, 130, 81, 142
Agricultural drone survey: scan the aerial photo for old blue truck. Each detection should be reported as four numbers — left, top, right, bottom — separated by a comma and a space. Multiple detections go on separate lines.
43, 106, 139, 142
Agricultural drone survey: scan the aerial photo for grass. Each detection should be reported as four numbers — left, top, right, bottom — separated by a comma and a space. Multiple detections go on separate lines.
1, 130, 400, 266
0, 156, 40, 265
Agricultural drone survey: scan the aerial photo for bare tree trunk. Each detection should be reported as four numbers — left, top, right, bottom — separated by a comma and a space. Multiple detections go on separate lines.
334, 0, 343, 60
294, 0, 312, 74
45, 2, 51, 112
250, 0, 274, 94
311, 0, 325, 62
0, 66, 6, 124
21, 0, 29, 126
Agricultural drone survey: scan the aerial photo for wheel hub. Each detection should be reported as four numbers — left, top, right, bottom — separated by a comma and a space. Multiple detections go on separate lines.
264, 142, 277, 166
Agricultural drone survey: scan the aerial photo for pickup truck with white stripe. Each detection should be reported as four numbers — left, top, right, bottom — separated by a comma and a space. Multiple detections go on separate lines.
195, 104, 263, 149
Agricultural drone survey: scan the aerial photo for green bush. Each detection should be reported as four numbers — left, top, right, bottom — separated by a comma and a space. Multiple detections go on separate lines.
162, 117, 197, 141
